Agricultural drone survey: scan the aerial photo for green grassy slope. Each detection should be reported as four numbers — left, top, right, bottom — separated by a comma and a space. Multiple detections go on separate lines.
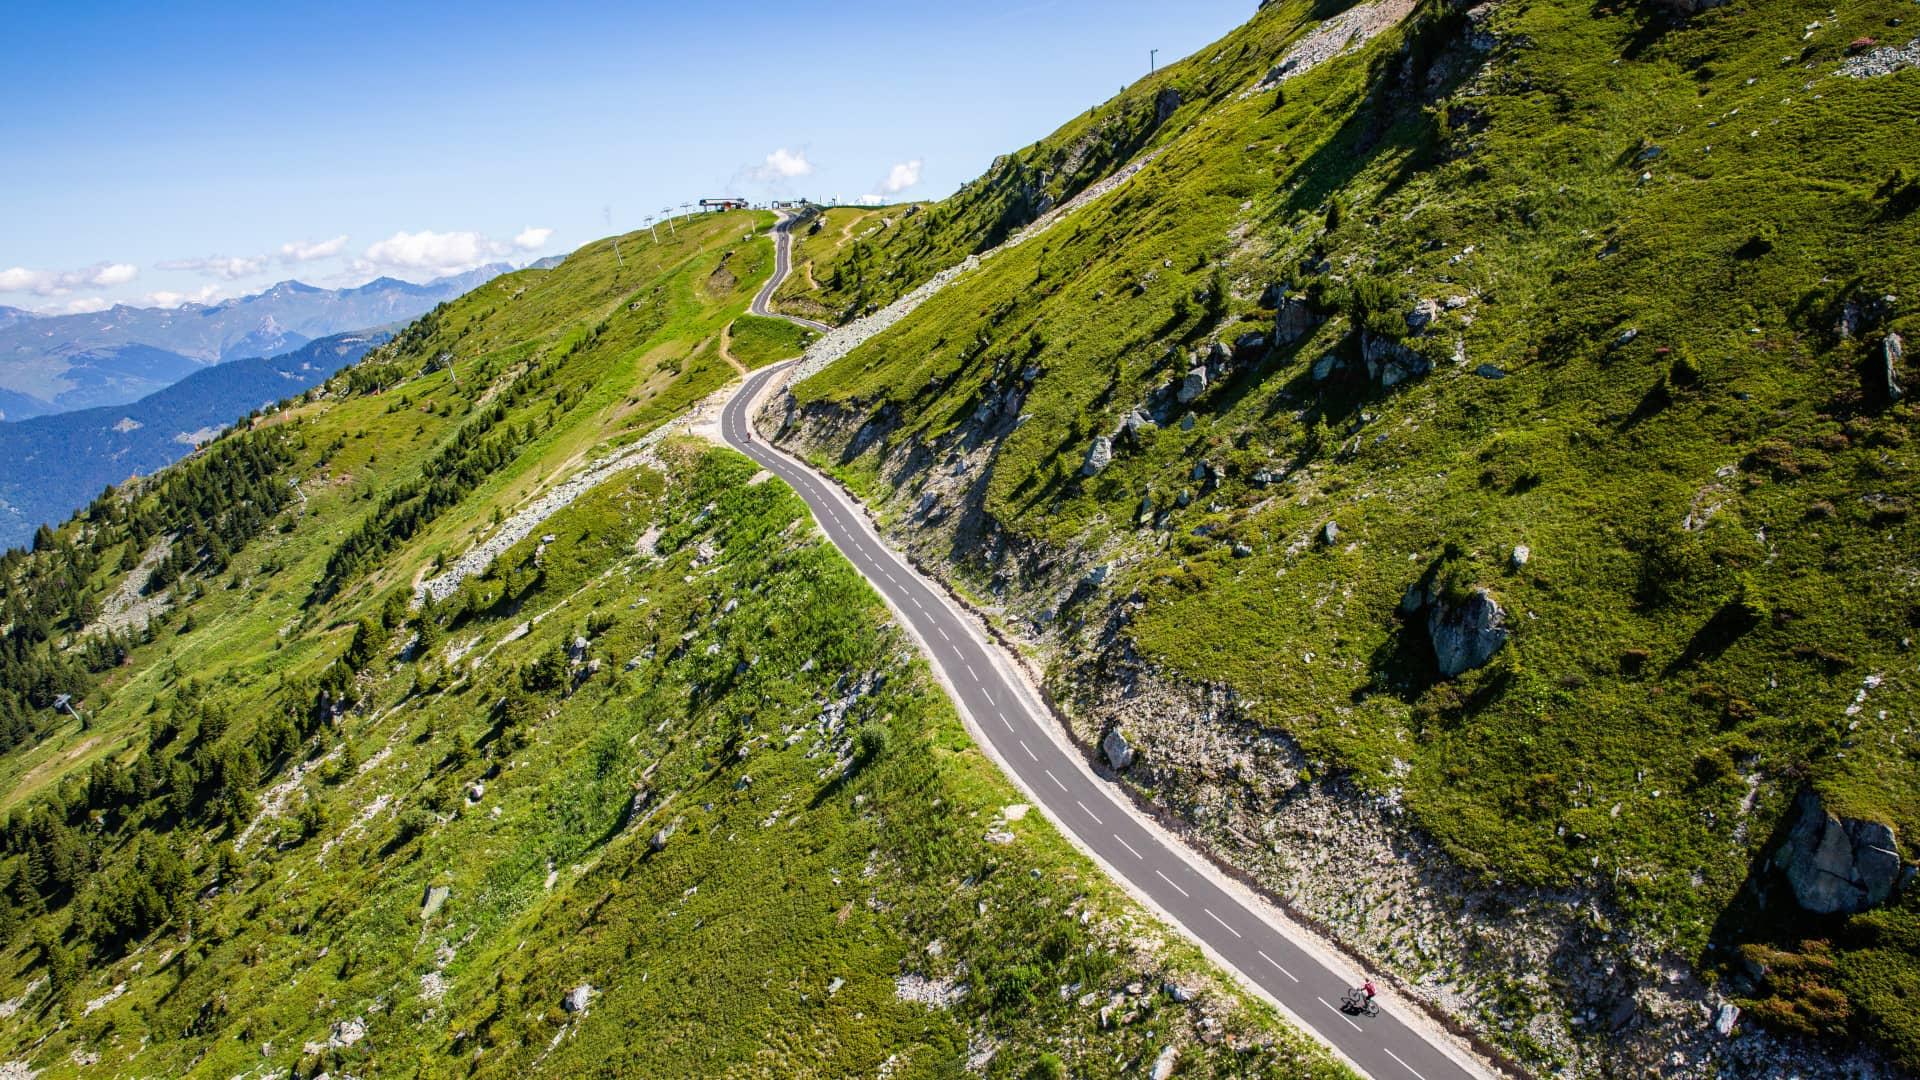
0, 213, 1346, 1075
729, 312, 817, 368
777, 0, 1920, 1069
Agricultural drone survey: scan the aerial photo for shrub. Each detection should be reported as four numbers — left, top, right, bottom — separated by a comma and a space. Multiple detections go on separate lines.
855, 721, 892, 763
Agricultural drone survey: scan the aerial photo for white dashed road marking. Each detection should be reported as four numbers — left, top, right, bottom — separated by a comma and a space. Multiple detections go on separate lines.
1258, 950, 1299, 983
1204, 908, 1242, 938
1387, 1048, 1430, 1080
1154, 868, 1190, 898
1319, 997, 1363, 1032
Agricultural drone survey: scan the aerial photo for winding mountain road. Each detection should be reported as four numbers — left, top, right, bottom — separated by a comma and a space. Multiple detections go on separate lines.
724, 213, 1490, 1080
751, 212, 830, 331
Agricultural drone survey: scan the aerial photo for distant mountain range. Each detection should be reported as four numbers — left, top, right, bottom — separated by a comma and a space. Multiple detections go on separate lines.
0, 265, 506, 419
0, 330, 385, 550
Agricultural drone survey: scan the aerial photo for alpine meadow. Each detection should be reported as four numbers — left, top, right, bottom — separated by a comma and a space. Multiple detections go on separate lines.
0, 2, 1915, 1079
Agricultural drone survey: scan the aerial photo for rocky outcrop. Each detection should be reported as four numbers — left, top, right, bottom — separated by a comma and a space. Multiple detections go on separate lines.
1772, 788, 1905, 915
1427, 587, 1509, 677
1361, 330, 1431, 388
1154, 88, 1183, 125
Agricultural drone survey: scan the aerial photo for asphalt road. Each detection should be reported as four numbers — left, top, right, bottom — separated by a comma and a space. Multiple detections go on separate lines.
723, 217, 1485, 1080
751, 212, 831, 330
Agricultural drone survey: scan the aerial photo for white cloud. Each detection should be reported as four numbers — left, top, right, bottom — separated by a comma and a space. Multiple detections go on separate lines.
877, 159, 924, 195
62, 296, 111, 314
279, 235, 348, 263
744, 147, 815, 183
854, 194, 887, 206
512, 226, 554, 251
144, 284, 225, 309
0, 262, 139, 296
156, 254, 269, 281
92, 263, 138, 287
358, 229, 513, 279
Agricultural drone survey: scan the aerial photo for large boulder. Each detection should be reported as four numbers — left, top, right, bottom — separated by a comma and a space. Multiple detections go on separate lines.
1772, 788, 1904, 914
1274, 296, 1323, 345
1427, 587, 1509, 677
1878, 332, 1906, 404
1102, 728, 1136, 771
1081, 436, 1114, 477
1176, 367, 1209, 404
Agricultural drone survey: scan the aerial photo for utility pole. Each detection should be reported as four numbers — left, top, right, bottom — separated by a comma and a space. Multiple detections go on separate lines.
661, 207, 677, 238
605, 205, 624, 267
53, 693, 87, 732
645, 214, 658, 243
1150, 49, 1158, 74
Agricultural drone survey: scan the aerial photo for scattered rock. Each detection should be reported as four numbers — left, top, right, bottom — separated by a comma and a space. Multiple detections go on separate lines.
1165, 982, 1196, 1003
1121, 409, 1157, 443
1085, 563, 1111, 587
1176, 367, 1209, 404
1231, 541, 1254, 558
1103, 728, 1136, 771
1510, 544, 1531, 569
1428, 588, 1510, 677
1319, 521, 1340, 547
421, 884, 450, 920
1405, 297, 1442, 334
1473, 364, 1509, 380
650, 822, 675, 852
1834, 293, 1895, 339
1838, 36, 1920, 78
1310, 353, 1341, 382
563, 983, 595, 1014
466, 781, 485, 803
1772, 787, 1904, 914
1714, 1002, 1740, 1038
1081, 436, 1114, 477
895, 972, 968, 1008
1150, 1045, 1178, 1080
827, 976, 846, 995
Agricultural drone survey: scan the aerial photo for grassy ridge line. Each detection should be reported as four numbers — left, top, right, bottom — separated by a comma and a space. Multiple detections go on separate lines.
0, 212, 775, 810
771, 0, 1378, 323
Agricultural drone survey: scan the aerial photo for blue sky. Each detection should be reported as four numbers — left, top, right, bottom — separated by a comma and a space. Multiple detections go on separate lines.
0, 0, 1251, 313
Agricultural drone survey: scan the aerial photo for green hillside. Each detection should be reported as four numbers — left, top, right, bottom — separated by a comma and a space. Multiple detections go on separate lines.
772, 0, 1920, 1072
0, 211, 1347, 1077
